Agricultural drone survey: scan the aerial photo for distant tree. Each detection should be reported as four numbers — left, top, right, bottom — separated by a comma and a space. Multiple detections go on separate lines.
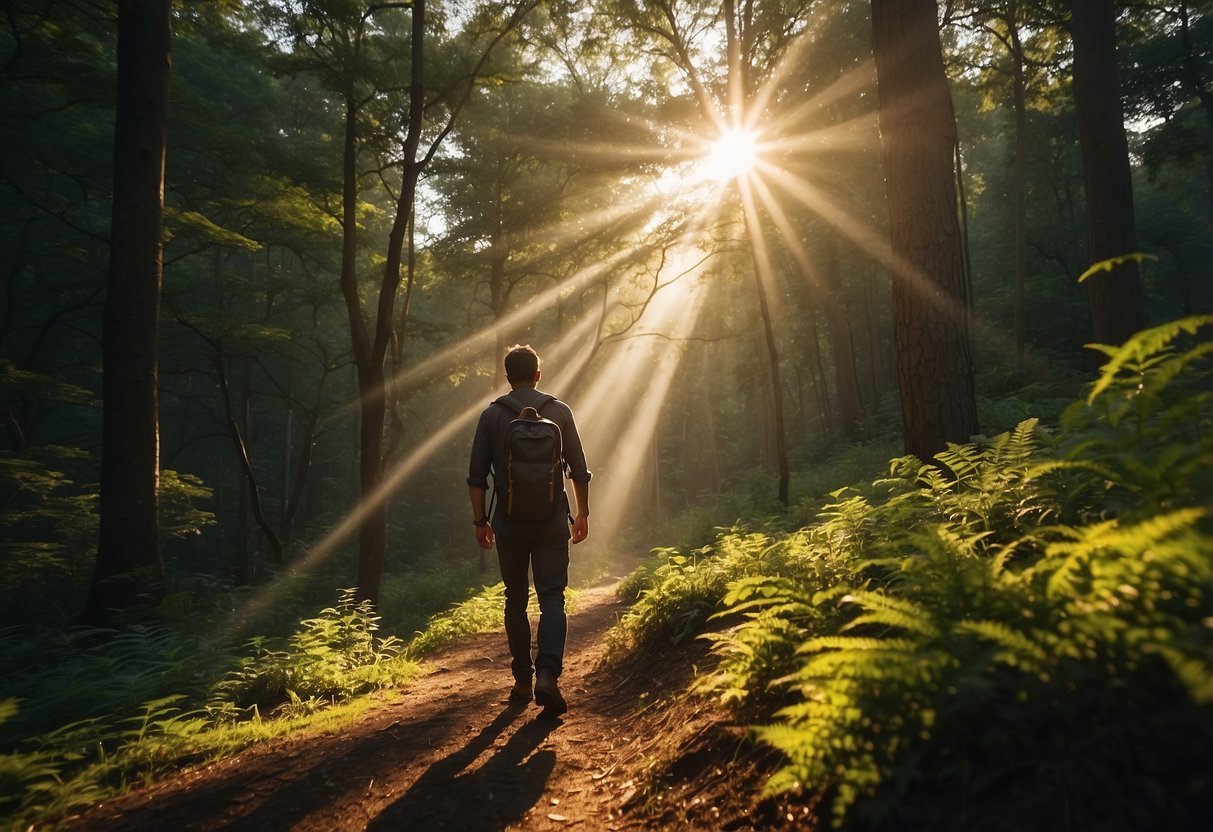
816, 232, 863, 438
1121, 0, 1213, 233
946, 0, 1070, 370
1070, 0, 1144, 345
85, 0, 172, 623
262, 0, 538, 603
0, 2, 114, 454
871, 0, 980, 460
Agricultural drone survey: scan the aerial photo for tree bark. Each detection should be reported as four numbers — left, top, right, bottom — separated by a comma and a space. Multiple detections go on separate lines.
862, 263, 884, 414
820, 235, 863, 440
86, 0, 171, 623
1009, 10, 1029, 370
215, 353, 285, 566
742, 208, 790, 506
1070, 0, 1143, 346
871, 0, 980, 461
352, 0, 428, 604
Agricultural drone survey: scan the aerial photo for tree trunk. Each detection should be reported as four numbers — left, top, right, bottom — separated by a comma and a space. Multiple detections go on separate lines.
699, 347, 721, 494
820, 235, 863, 440
490, 232, 508, 390
862, 263, 884, 414
742, 208, 790, 506
806, 294, 831, 435
86, 0, 171, 623
335, 1, 427, 606
1070, 0, 1143, 346
280, 360, 329, 553
871, 0, 980, 461
1009, 12, 1029, 371
233, 356, 252, 584
353, 0, 427, 604
354, 364, 388, 603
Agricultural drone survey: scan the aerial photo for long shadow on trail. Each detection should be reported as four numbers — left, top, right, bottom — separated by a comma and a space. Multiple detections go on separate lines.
368, 704, 559, 831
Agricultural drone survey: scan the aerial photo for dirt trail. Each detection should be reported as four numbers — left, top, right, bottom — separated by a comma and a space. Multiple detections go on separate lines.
63, 582, 680, 831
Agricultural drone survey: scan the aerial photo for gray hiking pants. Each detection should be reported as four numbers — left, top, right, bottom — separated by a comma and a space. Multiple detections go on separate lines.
495, 533, 569, 680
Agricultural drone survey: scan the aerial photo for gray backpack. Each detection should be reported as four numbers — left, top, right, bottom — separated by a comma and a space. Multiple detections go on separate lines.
493, 394, 565, 521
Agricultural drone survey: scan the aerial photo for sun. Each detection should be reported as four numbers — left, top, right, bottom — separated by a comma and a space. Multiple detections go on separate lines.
702, 127, 759, 182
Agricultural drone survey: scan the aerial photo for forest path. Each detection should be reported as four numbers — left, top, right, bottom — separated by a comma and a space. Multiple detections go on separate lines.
64, 581, 681, 832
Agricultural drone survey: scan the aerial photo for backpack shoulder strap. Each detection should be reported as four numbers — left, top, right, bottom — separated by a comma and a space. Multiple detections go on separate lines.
494, 393, 558, 416
492, 395, 525, 415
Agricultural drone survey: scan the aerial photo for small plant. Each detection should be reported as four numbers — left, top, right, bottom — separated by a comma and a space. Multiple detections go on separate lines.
609, 532, 787, 658
404, 582, 509, 657
211, 588, 416, 712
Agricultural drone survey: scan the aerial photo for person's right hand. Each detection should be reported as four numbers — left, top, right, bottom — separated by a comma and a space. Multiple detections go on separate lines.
475, 524, 495, 550
571, 514, 589, 545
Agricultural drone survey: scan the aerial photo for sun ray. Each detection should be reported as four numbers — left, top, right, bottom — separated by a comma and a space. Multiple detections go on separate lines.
568, 256, 710, 543
217, 310, 607, 638
369, 176, 733, 418
753, 146, 1017, 360
736, 177, 780, 306
760, 60, 880, 142
221, 19, 918, 638
219, 177, 728, 636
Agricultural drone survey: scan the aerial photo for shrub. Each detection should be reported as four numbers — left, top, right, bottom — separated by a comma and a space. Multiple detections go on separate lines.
211, 588, 416, 712
636, 316, 1213, 829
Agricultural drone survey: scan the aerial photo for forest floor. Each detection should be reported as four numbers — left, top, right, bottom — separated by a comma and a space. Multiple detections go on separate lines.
59, 580, 814, 831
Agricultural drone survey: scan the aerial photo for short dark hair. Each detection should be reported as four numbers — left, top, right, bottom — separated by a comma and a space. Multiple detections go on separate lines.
504, 344, 540, 384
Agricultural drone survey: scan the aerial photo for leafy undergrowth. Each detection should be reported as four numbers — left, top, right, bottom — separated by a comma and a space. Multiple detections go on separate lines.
0, 578, 550, 831
614, 316, 1213, 830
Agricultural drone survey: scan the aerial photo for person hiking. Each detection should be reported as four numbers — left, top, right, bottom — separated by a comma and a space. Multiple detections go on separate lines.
467, 344, 591, 716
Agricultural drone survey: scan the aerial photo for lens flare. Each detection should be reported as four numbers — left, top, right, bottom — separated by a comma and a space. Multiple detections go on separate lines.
703, 127, 759, 181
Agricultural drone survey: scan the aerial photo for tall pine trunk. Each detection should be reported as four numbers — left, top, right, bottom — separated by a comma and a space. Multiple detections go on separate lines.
820, 235, 862, 439
1009, 12, 1029, 370
86, 0, 171, 623
735, 187, 791, 506
1070, 0, 1143, 346
871, 0, 979, 461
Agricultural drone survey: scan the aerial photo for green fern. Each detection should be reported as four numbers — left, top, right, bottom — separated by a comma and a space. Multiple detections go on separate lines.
1085, 314, 1213, 403
618, 316, 1213, 829
211, 588, 415, 711
837, 591, 940, 638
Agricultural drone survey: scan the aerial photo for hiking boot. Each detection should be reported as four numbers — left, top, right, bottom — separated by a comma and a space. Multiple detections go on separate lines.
509, 678, 532, 704
534, 671, 567, 717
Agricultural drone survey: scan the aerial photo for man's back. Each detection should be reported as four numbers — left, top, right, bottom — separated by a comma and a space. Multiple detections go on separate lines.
468, 386, 589, 539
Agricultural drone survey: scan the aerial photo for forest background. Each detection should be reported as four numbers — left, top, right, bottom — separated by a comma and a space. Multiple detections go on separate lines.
1, 0, 1210, 827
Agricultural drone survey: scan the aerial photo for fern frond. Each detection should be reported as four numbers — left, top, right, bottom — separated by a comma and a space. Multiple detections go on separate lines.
1146, 643, 1213, 704
1047, 508, 1204, 560
842, 609, 940, 639
1023, 458, 1119, 483
1142, 341, 1213, 397
934, 443, 984, 483
840, 591, 938, 637
799, 635, 920, 654
1086, 314, 1213, 403
955, 620, 1051, 666
1004, 418, 1040, 464
1076, 251, 1158, 284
